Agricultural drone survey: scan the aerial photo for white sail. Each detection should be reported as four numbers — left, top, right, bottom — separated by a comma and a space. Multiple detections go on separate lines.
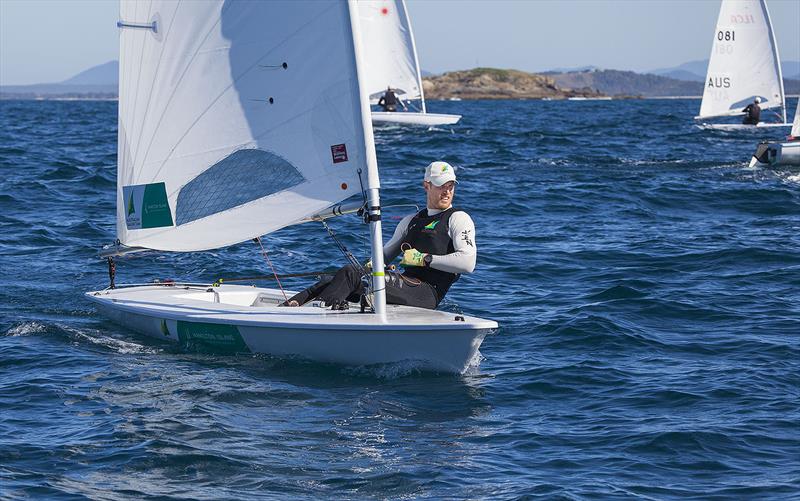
698, 0, 785, 121
117, 1, 372, 252
792, 99, 800, 137
358, 0, 423, 104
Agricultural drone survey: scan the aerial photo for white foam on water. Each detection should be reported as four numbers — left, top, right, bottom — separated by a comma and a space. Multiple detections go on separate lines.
342, 351, 485, 379
5, 321, 49, 336
59, 324, 161, 355
785, 172, 800, 184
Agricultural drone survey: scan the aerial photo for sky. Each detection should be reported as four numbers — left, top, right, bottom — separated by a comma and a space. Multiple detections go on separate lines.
1, 0, 799, 85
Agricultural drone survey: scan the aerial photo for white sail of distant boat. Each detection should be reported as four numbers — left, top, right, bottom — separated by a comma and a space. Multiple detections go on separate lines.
358, 0, 461, 126
85, 0, 496, 373
696, 0, 790, 129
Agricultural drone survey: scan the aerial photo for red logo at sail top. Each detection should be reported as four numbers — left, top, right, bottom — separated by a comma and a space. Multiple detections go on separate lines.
331, 144, 348, 163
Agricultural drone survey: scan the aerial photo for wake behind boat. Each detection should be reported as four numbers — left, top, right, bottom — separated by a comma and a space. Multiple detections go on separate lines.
694, 0, 790, 130
86, 0, 496, 373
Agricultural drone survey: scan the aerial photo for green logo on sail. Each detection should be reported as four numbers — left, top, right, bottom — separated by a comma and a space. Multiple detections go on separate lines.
122, 182, 174, 230
424, 221, 439, 230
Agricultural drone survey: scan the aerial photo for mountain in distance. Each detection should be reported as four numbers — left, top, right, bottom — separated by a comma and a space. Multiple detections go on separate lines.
650, 59, 800, 82
60, 60, 118, 85
546, 69, 703, 97
648, 60, 709, 81
0, 60, 118, 99
541, 65, 600, 74
545, 67, 800, 97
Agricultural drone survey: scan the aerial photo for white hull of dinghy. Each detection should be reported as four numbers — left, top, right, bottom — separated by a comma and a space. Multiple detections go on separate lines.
749, 140, 800, 168
371, 111, 461, 126
696, 122, 791, 131
85, 284, 497, 373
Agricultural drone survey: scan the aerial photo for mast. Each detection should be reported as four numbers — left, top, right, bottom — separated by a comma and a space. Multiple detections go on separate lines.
400, 0, 427, 114
348, 0, 387, 321
761, 0, 786, 123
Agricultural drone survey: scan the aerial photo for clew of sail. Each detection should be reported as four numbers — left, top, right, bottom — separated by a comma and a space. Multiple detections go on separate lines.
358, 0, 423, 106
697, 0, 785, 121
116, 0, 372, 252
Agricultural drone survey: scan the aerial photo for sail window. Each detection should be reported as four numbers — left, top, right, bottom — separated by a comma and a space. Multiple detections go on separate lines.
176, 149, 305, 225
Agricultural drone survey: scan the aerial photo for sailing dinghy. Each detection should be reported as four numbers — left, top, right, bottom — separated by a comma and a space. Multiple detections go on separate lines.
749, 99, 800, 167
359, 0, 461, 126
85, 0, 496, 373
694, 0, 790, 129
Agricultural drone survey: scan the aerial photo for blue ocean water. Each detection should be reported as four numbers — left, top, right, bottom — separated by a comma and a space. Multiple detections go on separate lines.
1, 98, 799, 499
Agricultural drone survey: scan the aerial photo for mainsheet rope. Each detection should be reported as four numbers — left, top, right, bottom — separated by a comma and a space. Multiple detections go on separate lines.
254, 237, 288, 302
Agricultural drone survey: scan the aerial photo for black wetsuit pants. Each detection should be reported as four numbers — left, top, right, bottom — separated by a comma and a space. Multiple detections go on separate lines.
286, 264, 438, 310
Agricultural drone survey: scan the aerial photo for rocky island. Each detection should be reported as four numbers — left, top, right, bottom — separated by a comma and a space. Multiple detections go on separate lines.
422, 68, 604, 100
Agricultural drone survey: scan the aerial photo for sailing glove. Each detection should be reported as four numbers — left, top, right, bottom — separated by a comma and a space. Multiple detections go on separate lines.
400, 248, 426, 267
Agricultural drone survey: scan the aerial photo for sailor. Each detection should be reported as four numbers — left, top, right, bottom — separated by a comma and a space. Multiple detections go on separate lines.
742, 97, 762, 125
282, 161, 477, 310
377, 86, 404, 112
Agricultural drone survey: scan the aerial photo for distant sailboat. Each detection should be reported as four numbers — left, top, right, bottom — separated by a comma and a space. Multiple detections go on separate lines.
85, 0, 496, 373
749, 99, 800, 167
359, 0, 461, 126
695, 0, 790, 129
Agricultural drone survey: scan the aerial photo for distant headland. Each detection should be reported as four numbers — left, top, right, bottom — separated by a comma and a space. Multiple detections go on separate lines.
422, 68, 604, 100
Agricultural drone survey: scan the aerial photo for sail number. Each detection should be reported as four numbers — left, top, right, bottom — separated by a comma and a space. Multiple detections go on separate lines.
717, 30, 735, 41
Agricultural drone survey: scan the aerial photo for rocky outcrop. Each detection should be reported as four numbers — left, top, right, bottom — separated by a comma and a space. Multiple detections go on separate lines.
422, 68, 604, 100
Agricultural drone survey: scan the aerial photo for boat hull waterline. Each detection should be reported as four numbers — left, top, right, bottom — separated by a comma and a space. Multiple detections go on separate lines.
696, 122, 791, 131
86, 284, 497, 373
371, 111, 461, 126
749, 140, 800, 168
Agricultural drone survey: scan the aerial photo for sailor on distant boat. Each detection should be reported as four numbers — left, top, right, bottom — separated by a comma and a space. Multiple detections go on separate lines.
283, 161, 477, 310
377, 86, 405, 112
742, 97, 762, 125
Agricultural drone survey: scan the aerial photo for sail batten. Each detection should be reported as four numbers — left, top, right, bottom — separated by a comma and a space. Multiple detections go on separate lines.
116, 1, 370, 252
698, 0, 785, 121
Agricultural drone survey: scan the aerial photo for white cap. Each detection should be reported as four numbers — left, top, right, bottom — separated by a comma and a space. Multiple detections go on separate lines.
754, 97, 761, 103
424, 161, 457, 186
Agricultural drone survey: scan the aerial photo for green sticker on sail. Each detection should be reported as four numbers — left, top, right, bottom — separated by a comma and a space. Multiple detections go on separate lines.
122, 182, 173, 230
176, 321, 250, 354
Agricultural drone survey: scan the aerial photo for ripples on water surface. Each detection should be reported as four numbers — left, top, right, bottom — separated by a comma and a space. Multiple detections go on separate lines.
1, 99, 798, 499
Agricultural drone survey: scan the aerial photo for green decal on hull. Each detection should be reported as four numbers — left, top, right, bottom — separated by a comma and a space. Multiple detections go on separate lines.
176, 321, 250, 354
